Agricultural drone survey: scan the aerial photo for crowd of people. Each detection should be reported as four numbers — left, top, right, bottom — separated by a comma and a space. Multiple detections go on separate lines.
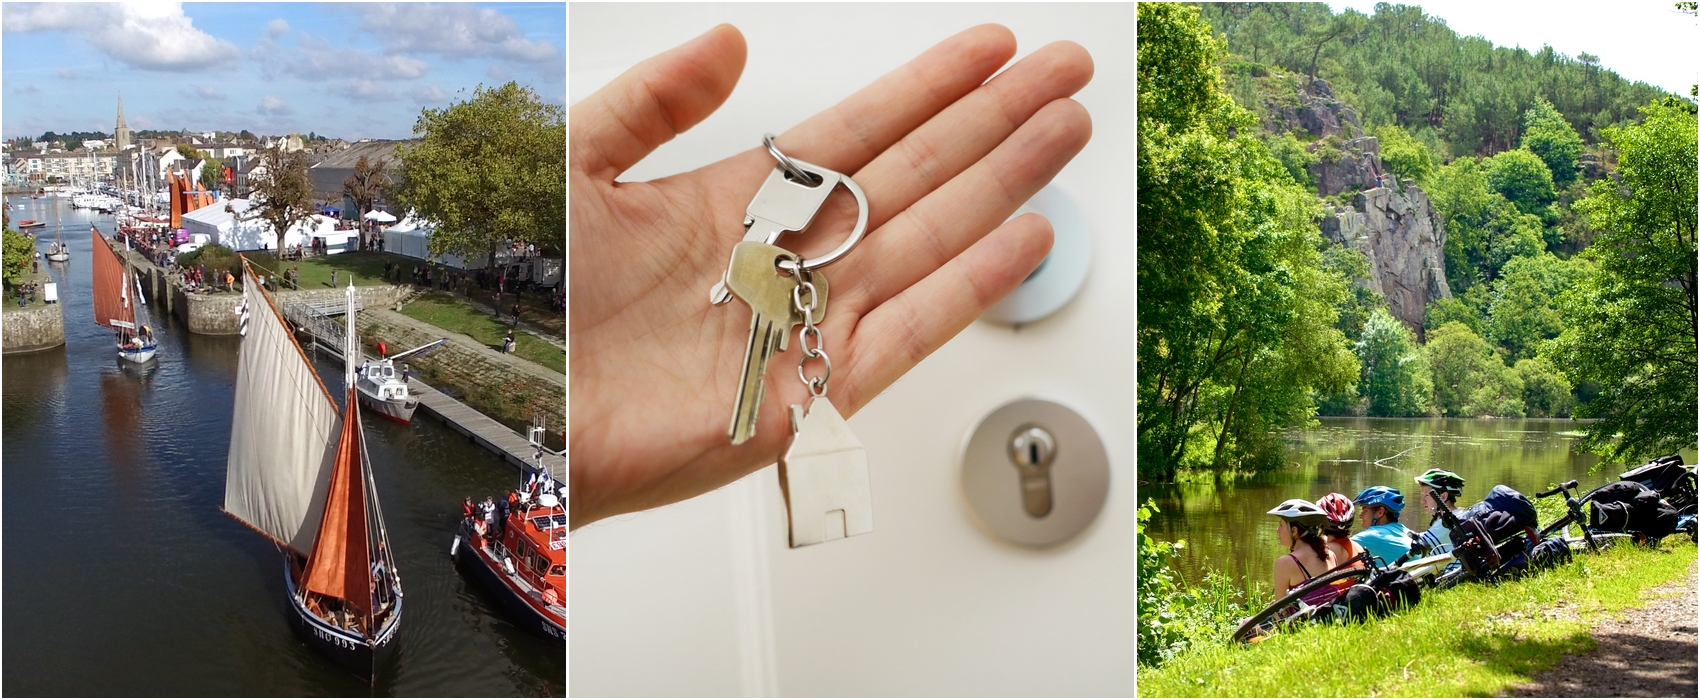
1265, 469, 1468, 601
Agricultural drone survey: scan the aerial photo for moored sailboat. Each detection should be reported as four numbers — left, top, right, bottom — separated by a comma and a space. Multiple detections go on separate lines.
91, 225, 157, 363
45, 194, 68, 262
224, 264, 402, 682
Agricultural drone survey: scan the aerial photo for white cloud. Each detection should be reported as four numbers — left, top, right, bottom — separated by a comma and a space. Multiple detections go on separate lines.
4, 3, 240, 72
332, 79, 400, 101
257, 95, 293, 116
408, 84, 447, 104
264, 18, 289, 38
194, 84, 225, 100
487, 64, 511, 82
54, 67, 77, 79
286, 37, 429, 81
361, 3, 558, 63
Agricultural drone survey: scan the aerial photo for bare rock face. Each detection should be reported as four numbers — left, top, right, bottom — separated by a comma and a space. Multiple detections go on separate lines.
1320, 185, 1453, 336
1313, 136, 1386, 197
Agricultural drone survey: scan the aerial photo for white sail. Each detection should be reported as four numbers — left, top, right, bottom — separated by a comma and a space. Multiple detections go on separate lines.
224, 268, 340, 554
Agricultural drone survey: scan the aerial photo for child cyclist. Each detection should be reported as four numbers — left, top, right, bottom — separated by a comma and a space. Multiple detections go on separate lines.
1317, 492, 1367, 568
1350, 486, 1414, 567
1411, 469, 1466, 556
1268, 499, 1339, 606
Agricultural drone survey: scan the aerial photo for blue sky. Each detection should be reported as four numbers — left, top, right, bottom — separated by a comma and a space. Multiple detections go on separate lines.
1, 2, 565, 141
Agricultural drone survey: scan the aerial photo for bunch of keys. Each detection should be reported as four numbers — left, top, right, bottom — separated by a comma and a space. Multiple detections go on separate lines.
717, 134, 874, 548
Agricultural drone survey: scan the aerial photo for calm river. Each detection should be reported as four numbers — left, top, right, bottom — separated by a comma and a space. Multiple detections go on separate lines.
2, 200, 564, 696
1144, 417, 1697, 593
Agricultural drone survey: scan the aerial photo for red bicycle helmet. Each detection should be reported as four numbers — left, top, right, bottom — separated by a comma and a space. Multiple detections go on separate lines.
1317, 492, 1355, 525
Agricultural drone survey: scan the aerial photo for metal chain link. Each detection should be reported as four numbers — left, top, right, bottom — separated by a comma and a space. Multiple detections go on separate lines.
792, 271, 831, 397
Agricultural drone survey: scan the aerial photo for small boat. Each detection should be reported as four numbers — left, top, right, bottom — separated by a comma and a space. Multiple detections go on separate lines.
17, 220, 44, 229
224, 270, 403, 682
44, 195, 68, 262
355, 338, 448, 424
452, 439, 565, 644
92, 226, 157, 364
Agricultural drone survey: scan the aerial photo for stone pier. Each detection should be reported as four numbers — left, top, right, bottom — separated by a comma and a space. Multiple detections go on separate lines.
1, 302, 65, 354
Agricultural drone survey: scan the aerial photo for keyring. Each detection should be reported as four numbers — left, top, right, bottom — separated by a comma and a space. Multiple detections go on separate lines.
761, 136, 870, 272
763, 133, 817, 185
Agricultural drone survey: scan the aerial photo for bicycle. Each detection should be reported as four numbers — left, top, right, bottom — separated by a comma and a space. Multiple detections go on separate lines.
1535, 479, 1639, 553
1230, 546, 1440, 643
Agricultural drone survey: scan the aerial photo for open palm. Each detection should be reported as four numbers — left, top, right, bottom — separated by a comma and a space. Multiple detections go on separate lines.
569, 24, 1093, 529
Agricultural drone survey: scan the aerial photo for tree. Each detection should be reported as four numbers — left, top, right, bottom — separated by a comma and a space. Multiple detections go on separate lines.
1430, 157, 1546, 290
1425, 321, 1523, 417
1483, 148, 1556, 218
238, 130, 256, 143
1371, 122, 1436, 185
1550, 97, 1698, 462
248, 146, 317, 253
176, 144, 203, 161
3, 228, 33, 289
1521, 98, 1584, 187
1356, 308, 1431, 416
1137, 3, 1357, 478
199, 156, 224, 193
343, 155, 393, 248
393, 81, 565, 264
1484, 252, 1585, 361
1514, 357, 1574, 418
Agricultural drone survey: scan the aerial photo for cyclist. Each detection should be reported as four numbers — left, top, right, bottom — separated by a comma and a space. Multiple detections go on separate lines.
1268, 499, 1339, 606
1350, 486, 1413, 567
1317, 492, 1366, 568
1411, 469, 1465, 556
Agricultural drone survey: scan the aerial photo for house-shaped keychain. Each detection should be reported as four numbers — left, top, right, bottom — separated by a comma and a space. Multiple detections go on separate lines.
778, 397, 874, 548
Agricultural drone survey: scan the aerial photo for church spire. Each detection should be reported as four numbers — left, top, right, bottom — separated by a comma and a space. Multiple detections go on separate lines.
115, 93, 132, 151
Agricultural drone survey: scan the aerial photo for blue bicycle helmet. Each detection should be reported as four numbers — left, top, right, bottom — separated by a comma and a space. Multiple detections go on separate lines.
1352, 486, 1405, 513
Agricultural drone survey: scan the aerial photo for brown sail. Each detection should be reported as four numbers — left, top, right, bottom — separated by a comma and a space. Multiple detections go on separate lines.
91, 227, 134, 332
301, 385, 373, 629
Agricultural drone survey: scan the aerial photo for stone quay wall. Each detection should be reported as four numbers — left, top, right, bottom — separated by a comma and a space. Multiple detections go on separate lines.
356, 310, 565, 435
126, 252, 411, 336
2, 303, 65, 354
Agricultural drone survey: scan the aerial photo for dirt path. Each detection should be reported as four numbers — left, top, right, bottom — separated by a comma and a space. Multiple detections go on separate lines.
1506, 562, 1697, 698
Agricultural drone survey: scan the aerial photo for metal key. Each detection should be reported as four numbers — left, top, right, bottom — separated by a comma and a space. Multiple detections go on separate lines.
725, 242, 829, 445
709, 161, 843, 305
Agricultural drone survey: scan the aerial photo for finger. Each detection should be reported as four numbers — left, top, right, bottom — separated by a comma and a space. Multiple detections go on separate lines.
840, 98, 1091, 314
768, 24, 1017, 176
849, 40, 1093, 240
570, 24, 747, 182
835, 213, 1055, 414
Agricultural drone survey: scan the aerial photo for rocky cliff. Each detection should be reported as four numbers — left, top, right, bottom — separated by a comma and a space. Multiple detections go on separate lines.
1258, 76, 1452, 333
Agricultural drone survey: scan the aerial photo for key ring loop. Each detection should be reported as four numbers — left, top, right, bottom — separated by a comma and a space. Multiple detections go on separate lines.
763, 133, 818, 186
770, 161, 869, 273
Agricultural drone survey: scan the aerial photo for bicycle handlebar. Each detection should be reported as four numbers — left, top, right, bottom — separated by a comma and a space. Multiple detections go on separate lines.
1536, 480, 1580, 498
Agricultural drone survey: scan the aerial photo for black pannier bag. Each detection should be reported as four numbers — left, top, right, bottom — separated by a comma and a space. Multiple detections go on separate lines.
1454, 485, 1539, 540
1588, 480, 1680, 540
1451, 485, 1539, 577
1367, 569, 1421, 612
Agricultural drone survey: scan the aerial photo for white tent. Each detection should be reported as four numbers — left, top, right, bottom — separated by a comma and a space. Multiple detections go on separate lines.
382, 216, 484, 269
182, 198, 356, 253
363, 210, 397, 223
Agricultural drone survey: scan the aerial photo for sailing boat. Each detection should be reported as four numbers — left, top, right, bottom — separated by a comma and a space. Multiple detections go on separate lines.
223, 264, 402, 682
92, 225, 157, 363
45, 194, 68, 262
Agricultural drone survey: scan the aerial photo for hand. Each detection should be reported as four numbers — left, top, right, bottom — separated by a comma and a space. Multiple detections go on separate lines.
570, 24, 1093, 530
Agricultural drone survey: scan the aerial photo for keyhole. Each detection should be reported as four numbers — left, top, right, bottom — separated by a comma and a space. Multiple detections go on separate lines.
1009, 425, 1056, 519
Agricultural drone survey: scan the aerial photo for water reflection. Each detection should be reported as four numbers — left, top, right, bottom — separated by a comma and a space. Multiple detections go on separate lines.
1144, 417, 1697, 590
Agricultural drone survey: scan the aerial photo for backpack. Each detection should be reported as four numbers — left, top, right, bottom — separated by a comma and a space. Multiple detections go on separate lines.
1588, 480, 1680, 540
1367, 569, 1422, 612
1456, 485, 1539, 540
1326, 570, 1422, 623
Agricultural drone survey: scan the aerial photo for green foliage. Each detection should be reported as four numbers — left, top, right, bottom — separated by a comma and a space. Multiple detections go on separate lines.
1136, 500, 1263, 669
199, 156, 223, 192
1521, 98, 1584, 187
1424, 321, 1523, 417
1424, 295, 1485, 338
1514, 357, 1574, 418
1318, 245, 1380, 342
1197, 3, 1672, 158
1356, 309, 1432, 416
1550, 98, 1699, 462
176, 144, 203, 161
1483, 148, 1557, 219
393, 82, 565, 263
2, 228, 34, 288
1369, 122, 1435, 184
1262, 130, 1318, 188
249, 147, 317, 253
178, 244, 245, 284
1138, 3, 1358, 479
1485, 253, 1586, 361
1429, 157, 1546, 290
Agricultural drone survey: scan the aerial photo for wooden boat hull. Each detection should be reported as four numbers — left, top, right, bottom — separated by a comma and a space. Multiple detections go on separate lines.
281, 553, 402, 683
453, 523, 565, 644
18, 221, 44, 229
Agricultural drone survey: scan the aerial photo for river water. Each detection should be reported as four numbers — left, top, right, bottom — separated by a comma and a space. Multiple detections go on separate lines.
1143, 417, 1697, 593
2, 200, 564, 696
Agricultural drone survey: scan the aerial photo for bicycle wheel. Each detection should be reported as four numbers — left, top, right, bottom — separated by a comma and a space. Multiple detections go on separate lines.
1565, 531, 1634, 553
1231, 567, 1371, 643
1400, 552, 1456, 586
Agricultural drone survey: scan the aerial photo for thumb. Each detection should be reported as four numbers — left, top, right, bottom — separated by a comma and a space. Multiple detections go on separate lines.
571, 23, 747, 181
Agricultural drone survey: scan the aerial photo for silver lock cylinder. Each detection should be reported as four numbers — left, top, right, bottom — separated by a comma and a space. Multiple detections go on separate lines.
962, 399, 1110, 547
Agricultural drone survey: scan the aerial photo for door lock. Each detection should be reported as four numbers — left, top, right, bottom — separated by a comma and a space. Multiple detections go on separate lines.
1009, 425, 1056, 518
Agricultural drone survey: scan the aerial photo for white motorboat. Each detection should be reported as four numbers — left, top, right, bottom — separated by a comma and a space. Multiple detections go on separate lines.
355, 338, 448, 424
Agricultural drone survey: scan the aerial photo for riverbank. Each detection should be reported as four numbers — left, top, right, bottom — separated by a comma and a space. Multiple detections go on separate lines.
2, 264, 63, 354
1137, 540, 1698, 697
1508, 562, 1697, 697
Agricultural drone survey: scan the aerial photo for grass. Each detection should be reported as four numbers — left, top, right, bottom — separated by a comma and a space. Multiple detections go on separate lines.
3, 264, 56, 312
240, 251, 393, 289
1137, 540, 1697, 697
398, 291, 564, 374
